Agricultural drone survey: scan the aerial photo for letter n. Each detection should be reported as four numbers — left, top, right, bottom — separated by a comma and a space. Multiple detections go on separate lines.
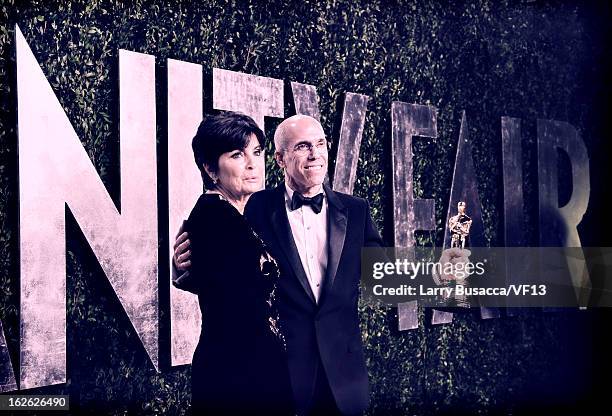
16, 25, 158, 389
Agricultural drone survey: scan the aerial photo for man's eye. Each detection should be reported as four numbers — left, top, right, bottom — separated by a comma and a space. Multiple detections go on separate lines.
296, 143, 309, 151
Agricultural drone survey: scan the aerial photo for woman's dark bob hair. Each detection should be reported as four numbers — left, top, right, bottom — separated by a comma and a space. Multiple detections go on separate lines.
192, 112, 265, 190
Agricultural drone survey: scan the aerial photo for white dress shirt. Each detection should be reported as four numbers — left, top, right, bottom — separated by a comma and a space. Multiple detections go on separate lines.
284, 182, 329, 302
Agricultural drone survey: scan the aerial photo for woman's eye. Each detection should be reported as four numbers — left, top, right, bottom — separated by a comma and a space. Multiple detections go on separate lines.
254, 148, 262, 156
231, 152, 243, 159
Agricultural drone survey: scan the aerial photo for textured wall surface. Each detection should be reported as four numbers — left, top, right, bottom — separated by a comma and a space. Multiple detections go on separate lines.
0, 0, 609, 414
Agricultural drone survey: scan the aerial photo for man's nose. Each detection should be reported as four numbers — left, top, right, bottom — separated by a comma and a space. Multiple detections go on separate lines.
308, 145, 322, 158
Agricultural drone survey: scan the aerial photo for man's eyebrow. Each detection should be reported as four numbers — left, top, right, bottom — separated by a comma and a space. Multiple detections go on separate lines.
295, 137, 325, 144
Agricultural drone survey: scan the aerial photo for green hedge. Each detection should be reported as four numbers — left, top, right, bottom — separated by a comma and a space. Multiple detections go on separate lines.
0, 0, 606, 414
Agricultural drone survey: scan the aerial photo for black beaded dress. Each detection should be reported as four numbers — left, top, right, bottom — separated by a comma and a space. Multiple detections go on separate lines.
173, 193, 294, 415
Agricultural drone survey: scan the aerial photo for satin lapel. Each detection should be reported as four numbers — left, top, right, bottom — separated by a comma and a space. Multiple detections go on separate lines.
322, 184, 347, 295
269, 184, 317, 304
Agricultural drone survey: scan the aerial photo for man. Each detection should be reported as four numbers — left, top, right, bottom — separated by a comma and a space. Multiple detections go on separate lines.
175, 115, 383, 415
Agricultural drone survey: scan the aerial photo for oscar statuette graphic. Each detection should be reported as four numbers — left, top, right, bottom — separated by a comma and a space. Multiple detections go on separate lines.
433, 201, 474, 308
449, 201, 472, 249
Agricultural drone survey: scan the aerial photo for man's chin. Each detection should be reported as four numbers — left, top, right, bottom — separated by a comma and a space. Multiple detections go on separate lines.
306, 178, 325, 188
306, 173, 326, 184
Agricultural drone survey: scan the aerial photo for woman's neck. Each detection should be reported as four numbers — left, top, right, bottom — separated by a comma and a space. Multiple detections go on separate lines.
208, 187, 249, 215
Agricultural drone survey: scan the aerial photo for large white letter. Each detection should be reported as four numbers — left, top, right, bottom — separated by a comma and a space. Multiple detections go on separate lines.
391, 102, 437, 330
538, 119, 591, 306
212, 68, 284, 188
212, 68, 284, 131
289, 82, 370, 195
17, 25, 158, 389
0, 320, 16, 392
438, 112, 499, 322
167, 59, 203, 366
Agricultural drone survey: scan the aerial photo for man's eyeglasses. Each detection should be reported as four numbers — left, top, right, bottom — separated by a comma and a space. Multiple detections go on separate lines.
291, 139, 329, 155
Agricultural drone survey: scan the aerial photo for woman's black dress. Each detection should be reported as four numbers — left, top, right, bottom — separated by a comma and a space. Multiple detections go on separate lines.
175, 193, 294, 415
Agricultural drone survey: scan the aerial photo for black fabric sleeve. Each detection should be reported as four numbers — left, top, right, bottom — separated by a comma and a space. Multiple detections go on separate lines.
172, 196, 223, 294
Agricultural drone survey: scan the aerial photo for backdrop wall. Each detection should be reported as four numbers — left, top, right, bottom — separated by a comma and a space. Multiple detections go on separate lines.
0, 0, 609, 414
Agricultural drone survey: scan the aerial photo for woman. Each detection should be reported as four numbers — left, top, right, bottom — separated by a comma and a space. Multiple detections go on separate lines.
173, 112, 293, 415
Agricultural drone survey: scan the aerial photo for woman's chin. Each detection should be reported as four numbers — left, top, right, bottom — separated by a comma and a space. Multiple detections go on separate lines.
243, 182, 262, 194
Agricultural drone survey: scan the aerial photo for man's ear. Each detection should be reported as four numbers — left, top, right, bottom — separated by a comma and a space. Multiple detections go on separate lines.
274, 151, 285, 169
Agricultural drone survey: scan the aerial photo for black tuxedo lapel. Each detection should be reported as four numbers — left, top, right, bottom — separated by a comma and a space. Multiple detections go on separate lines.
321, 184, 347, 298
269, 184, 317, 304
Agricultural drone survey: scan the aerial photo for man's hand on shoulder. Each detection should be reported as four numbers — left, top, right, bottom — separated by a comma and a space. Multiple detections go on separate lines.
173, 224, 192, 271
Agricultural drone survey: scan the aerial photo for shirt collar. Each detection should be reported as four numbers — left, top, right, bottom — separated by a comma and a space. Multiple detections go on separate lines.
284, 180, 325, 207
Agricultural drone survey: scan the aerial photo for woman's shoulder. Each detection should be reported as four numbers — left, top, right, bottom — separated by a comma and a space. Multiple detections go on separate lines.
187, 193, 235, 229
193, 192, 225, 209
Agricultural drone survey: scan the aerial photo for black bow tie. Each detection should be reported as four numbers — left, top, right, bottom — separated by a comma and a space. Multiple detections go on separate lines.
290, 192, 324, 214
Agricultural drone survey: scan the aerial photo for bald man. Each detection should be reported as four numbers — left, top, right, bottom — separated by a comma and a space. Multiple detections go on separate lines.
175, 115, 383, 415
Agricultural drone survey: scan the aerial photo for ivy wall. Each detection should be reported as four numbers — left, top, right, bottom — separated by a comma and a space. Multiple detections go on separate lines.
0, 0, 609, 414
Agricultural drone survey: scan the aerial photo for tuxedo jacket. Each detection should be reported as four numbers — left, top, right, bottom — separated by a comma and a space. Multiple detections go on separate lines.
244, 183, 383, 415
